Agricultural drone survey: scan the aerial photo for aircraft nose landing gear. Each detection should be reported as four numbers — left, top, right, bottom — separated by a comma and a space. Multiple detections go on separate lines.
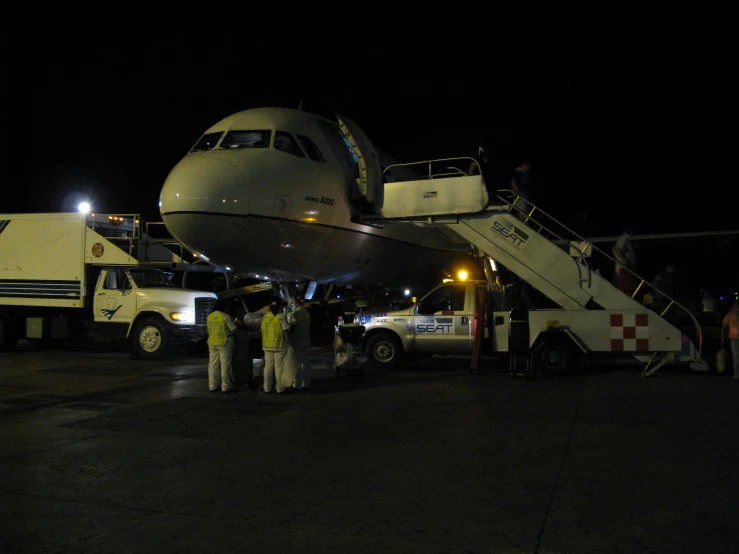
333, 322, 366, 377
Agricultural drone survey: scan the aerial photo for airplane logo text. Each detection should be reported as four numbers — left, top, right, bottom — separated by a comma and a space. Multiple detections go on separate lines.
305, 195, 335, 206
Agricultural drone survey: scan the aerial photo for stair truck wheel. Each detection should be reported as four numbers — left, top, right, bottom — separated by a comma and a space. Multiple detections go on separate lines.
366, 332, 402, 368
534, 332, 582, 376
131, 316, 171, 360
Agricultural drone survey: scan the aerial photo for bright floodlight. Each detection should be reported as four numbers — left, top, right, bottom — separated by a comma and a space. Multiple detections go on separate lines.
458, 270, 468, 281
78, 202, 91, 214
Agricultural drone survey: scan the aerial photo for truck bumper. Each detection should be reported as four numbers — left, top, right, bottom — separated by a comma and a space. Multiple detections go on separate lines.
171, 324, 208, 343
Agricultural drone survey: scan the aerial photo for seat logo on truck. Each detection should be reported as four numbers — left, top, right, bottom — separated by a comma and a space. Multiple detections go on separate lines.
491, 219, 529, 249
91, 243, 104, 257
416, 316, 454, 334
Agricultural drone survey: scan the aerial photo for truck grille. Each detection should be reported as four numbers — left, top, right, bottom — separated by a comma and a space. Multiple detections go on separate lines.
195, 297, 216, 326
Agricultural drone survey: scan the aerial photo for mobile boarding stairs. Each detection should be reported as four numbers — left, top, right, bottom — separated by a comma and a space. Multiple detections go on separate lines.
358, 157, 708, 378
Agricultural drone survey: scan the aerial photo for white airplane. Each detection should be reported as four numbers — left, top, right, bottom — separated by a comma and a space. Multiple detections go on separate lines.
159, 106, 483, 295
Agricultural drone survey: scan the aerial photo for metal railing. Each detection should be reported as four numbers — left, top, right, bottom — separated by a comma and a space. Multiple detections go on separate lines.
86, 212, 141, 258
384, 157, 479, 181
493, 189, 703, 355
145, 221, 186, 260
84, 214, 190, 263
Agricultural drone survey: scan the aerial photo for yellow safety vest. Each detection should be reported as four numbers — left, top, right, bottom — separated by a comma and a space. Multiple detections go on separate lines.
261, 312, 286, 350
207, 311, 230, 346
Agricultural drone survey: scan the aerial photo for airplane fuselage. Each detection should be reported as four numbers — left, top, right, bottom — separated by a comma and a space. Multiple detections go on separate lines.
160, 108, 473, 286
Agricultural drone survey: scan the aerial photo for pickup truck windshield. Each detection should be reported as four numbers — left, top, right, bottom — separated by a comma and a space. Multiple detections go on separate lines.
129, 269, 175, 288
419, 284, 466, 314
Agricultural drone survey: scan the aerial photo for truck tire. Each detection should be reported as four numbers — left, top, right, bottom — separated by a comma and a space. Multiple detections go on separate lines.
0, 313, 19, 352
132, 317, 171, 360
535, 337, 582, 375
366, 332, 402, 368
538, 343, 569, 374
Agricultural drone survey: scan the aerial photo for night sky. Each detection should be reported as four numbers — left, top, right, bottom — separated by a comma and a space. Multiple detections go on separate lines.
4, 27, 736, 298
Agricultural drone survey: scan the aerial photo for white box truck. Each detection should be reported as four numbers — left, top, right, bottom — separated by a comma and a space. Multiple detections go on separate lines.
0, 212, 218, 359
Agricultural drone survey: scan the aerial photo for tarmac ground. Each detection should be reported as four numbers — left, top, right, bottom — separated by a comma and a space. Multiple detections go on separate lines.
1, 338, 737, 553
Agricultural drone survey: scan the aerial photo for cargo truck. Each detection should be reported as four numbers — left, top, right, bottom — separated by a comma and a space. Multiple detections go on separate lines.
0, 212, 218, 359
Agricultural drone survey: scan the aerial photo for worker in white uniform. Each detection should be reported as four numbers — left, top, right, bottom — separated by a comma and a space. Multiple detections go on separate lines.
206, 298, 240, 393
289, 296, 312, 391
612, 227, 637, 295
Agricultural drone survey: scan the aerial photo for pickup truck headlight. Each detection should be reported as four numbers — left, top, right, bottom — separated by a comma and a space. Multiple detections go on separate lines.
170, 311, 194, 323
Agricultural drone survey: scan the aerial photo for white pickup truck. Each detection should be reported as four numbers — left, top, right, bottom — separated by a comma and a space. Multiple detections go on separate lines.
355, 280, 502, 366
354, 279, 695, 375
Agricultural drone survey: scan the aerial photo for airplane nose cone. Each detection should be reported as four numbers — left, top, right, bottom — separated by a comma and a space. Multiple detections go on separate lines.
160, 155, 244, 215
160, 154, 246, 253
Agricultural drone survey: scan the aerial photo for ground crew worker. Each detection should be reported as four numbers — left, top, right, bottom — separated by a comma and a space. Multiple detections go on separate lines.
261, 301, 290, 394
289, 296, 312, 391
510, 160, 533, 219
648, 262, 676, 314
612, 226, 638, 296
207, 298, 240, 393
721, 300, 739, 381
467, 147, 492, 181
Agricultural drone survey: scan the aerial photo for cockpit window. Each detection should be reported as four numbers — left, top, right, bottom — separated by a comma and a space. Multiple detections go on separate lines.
220, 130, 271, 149
274, 131, 305, 158
295, 134, 326, 163
190, 132, 224, 152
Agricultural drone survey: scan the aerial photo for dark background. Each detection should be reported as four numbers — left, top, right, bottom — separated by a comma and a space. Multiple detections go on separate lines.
3, 26, 736, 304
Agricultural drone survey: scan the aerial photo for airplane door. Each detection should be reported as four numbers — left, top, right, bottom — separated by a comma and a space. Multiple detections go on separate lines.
94, 269, 137, 324
337, 114, 384, 209
414, 284, 472, 354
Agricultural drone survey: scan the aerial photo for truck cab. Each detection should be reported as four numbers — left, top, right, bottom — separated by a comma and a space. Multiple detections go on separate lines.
357, 280, 489, 366
93, 266, 217, 359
